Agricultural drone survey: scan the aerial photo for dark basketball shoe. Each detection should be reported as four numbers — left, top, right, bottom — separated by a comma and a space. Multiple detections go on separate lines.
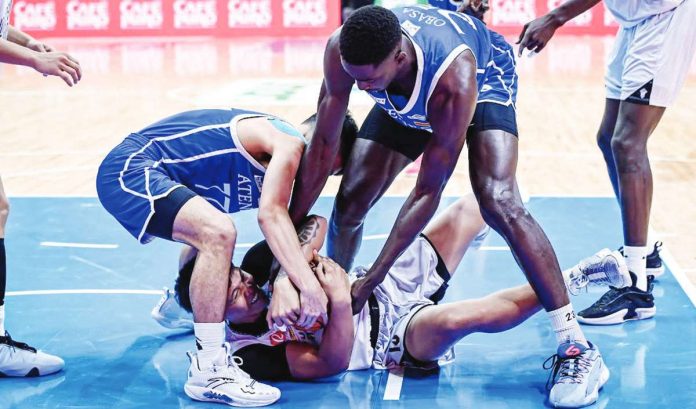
577, 273, 656, 325
618, 242, 664, 278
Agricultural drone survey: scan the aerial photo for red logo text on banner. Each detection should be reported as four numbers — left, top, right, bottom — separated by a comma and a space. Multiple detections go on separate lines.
120, 0, 163, 29
283, 0, 326, 27
490, 0, 535, 26
13, 0, 56, 31
174, 0, 217, 29
66, 0, 109, 30
228, 0, 271, 28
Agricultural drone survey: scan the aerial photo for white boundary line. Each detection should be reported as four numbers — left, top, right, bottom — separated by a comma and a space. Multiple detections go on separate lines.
6, 289, 161, 297
383, 368, 404, 400
40, 241, 119, 249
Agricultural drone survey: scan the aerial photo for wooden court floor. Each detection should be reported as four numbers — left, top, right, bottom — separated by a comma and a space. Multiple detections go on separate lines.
1, 35, 695, 285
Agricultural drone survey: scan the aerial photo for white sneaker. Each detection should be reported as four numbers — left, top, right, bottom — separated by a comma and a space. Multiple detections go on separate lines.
184, 343, 280, 407
0, 332, 64, 377
151, 287, 194, 330
546, 341, 609, 408
564, 249, 631, 295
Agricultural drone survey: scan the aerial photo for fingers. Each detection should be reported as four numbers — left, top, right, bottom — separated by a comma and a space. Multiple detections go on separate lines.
44, 44, 54, 52
60, 63, 79, 85
63, 56, 82, 82
57, 70, 74, 87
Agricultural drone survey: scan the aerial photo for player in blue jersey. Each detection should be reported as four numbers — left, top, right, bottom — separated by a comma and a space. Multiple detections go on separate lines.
286, 4, 606, 407
96, 108, 357, 407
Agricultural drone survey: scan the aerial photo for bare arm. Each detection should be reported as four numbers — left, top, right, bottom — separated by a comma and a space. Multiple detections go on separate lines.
285, 255, 354, 380
350, 52, 478, 313
517, 0, 602, 55
258, 130, 328, 328
268, 216, 328, 328
288, 32, 355, 225
0, 26, 81, 86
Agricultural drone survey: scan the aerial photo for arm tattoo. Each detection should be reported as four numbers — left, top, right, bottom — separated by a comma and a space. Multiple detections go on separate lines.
298, 218, 319, 246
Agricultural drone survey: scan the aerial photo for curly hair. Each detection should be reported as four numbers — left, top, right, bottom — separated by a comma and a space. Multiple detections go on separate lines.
339, 6, 402, 66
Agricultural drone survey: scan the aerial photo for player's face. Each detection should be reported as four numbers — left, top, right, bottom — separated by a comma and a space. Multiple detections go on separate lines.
341, 48, 402, 92
224, 267, 268, 324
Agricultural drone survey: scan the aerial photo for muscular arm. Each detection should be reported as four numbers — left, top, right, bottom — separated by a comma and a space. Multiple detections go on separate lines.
288, 32, 355, 225
352, 52, 478, 311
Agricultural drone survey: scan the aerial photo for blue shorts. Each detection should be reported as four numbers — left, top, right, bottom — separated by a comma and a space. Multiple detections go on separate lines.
96, 134, 191, 244
478, 31, 518, 109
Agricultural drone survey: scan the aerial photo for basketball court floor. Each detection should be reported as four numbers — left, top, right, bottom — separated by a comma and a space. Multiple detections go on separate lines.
1, 35, 696, 408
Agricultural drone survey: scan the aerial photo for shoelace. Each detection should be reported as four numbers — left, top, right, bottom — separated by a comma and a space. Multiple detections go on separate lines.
543, 353, 591, 390
568, 273, 589, 296
0, 331, 37, 353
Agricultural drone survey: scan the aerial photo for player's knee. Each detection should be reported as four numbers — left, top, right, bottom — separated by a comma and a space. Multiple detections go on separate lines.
596, 129, 612, 154
610, 132, 647, 164
333, 190, 370, 226
476, 183, 525, 226
0, 196, 9, 217
196, 217, 237, 252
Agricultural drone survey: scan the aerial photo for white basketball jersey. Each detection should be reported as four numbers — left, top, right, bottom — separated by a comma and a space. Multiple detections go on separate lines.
604, 0, 684, 27
0, 0, 12, 40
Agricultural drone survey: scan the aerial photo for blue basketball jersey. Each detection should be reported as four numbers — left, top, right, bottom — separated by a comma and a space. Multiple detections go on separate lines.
427, 0, 461, 11
126, 109, 274, 214
366, 5, 492, 132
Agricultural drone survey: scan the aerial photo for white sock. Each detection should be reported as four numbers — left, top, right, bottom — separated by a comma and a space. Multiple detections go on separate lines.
624, 245, 648, 291
193, 322, 225, 369
0, 304, 5, 334
548, 304, 588, 347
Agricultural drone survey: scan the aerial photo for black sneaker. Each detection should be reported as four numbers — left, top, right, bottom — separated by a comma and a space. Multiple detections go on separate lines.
618, 242, 664, 278
577, 273, 656, 325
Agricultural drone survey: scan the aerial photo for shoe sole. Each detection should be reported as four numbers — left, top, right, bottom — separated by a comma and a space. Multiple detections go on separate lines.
578, 307, 656, 325
151, 311, 194, 330
551, 361, 610, 408
648, 265, 664, 278
185, 384, 280, 407
0, 365, 63, 377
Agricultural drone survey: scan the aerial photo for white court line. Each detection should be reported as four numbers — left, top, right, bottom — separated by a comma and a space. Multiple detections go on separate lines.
383, 368, 404, 401
41, 242, 119, 249
6, 289, 161, 297
70, 256, 115, 273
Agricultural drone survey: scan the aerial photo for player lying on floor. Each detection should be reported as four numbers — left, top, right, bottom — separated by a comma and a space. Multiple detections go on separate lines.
97, 107, 357, 407
154, 194, 630, 408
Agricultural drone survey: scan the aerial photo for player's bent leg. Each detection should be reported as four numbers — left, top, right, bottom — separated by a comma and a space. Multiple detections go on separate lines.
421, 193, 486, 274
468, 130, 569, 311
404, 284, 542, 362
171, 197, 279, 406
596, 98, 621, 199
329, 138, 411, 270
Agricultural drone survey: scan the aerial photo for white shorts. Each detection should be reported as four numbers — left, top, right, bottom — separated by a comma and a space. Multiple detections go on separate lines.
605, 0, 696, 107
370, 235, 455, 370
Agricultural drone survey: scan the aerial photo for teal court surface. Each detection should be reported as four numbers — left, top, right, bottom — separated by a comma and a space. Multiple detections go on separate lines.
1, 196, 695, 408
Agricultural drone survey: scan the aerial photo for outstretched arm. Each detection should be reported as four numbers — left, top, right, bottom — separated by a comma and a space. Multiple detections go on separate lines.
350, 51, 478, 313
517, 0, 602, 56
288, 32, 355, 225
0, 26, 81, 86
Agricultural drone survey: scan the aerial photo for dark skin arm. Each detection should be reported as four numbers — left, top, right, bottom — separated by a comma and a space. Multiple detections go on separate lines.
288, 31, 354, 226
350, 51, 478, 314
517, 0, 602, 56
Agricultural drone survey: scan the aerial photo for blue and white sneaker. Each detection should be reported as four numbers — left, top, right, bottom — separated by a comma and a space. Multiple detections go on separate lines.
151, 287, 194, 331
546, 341, 609, 408
564, 249, 631, 295
0, 332, 64, 377
185, 343, 280, 407
577, 273, 655, 325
